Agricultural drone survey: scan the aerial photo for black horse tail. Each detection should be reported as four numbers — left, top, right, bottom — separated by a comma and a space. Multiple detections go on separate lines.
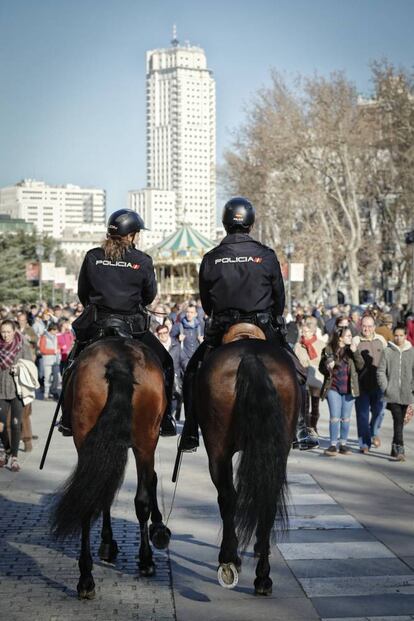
234, 353, 290, 550
51, 356, 135, 538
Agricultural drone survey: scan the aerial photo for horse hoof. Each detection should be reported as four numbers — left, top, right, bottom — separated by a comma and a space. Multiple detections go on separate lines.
254, 578, 273, 596
139, 562, 156, 577
150, 524, 171, 550
217, 563, 239, 589
99, 541, 119, 564
78, 588, 96, 600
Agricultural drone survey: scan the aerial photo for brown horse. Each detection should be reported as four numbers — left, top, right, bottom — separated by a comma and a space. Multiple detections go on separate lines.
196, 334, 299, 595
51, 337, 171, 599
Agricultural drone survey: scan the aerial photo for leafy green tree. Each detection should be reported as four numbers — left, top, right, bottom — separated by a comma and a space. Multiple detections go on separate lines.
0, 232, 62, 305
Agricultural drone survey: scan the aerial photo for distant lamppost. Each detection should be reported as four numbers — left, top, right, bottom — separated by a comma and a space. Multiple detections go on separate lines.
284, 242, 294, 315
405, 229, 414, 310
382, 242, 394, 304
35, 242, 44, 305
50, 250, 56, 307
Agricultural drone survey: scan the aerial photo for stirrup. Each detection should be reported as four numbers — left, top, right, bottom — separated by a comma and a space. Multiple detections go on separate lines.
179, 435, 199, 453
58, 423, 73, 437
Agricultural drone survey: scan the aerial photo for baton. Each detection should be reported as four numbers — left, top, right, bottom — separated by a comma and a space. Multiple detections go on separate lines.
39, 390, 64, 470
172, 444, 183, 483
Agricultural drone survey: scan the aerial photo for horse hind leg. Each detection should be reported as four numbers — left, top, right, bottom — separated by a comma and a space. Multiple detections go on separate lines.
149, 471, 171, 550
253, 523, 273, 596
77, 519, 96, 600
210, 457, 241, 589
98, 509, 119, 564
134, 464, 155, 577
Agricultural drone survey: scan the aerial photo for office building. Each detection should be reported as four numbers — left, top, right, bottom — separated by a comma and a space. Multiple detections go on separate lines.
129, 32, 216, 248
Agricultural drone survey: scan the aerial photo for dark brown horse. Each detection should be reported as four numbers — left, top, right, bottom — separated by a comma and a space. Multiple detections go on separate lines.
51, 337, 171, 599
196, 333, 299, 595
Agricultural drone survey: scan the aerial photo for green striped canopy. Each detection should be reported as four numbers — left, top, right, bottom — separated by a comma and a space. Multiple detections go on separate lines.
149, 225, 215, 257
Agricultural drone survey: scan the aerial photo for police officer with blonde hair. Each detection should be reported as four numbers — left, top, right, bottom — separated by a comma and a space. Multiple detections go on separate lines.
58, 209, 176, 436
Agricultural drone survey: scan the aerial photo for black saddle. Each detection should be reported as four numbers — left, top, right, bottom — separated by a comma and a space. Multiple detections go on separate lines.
97, 316, 133, 339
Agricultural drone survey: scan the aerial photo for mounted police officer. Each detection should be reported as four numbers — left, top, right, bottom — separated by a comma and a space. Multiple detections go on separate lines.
58, 208, 176, 437
178, 197, 319, 452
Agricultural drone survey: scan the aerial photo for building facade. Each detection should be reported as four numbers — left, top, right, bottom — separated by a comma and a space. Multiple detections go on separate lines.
129, 34, 216, 249
0, 179, 106, 238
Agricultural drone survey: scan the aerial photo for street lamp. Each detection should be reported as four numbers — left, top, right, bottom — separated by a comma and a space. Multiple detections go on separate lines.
50, 250, 56, 307
35, 243, 44, 306
284, 242, 294, 316
405, 229, 414, 310
381, 241, 394, 305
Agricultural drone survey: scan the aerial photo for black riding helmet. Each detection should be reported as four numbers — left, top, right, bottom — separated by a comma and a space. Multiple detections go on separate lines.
222, 197, 255, 233
107, 209, 147, 237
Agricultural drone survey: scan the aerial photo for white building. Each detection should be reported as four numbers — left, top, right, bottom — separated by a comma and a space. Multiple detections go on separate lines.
0, 179, 106, 238
129, 32, 216, 249
128, 188, 176, 248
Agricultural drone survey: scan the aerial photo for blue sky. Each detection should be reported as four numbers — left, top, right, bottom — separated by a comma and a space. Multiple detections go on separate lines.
1, 0, 413, 215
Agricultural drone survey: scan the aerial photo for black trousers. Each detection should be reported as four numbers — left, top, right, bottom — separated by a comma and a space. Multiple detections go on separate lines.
0, 398, 24, 457
387, 403, 408, 446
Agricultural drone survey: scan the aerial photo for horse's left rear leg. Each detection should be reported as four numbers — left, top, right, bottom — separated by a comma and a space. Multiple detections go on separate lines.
98, 509, 119, 564
77, 519, 96, 599
253, 522, 273, 596
149, 471, 171, 550
134, 460, 155, 577
210, 457, 241, 588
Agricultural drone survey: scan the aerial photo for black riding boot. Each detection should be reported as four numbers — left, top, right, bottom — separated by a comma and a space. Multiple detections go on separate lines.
160, 363, 177, 437
58, 341, 85, 436
294, 384, 319, 450
179, 367, 199, 451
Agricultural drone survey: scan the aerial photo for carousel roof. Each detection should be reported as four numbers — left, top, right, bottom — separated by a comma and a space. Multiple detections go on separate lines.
149, 225, 215, 257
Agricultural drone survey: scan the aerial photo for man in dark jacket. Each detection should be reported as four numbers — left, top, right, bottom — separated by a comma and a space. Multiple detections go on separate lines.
178, 197, 318, 452
59, 209, 176, 437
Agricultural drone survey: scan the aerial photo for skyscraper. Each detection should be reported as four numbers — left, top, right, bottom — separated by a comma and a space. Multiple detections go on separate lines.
129, 31, 216, 248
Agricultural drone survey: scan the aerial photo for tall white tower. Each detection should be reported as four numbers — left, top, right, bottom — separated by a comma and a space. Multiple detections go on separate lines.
129, 31, 216, 248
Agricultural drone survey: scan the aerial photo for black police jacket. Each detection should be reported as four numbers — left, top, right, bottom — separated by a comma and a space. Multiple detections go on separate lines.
199, 233, 285, 316
77, 246, 157, 314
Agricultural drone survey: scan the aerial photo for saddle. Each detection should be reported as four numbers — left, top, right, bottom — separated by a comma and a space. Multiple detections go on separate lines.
221, 322, 266, 344
97, 316, 133, 339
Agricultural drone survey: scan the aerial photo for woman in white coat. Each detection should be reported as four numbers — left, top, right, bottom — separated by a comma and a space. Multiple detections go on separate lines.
377, 323, 414, 461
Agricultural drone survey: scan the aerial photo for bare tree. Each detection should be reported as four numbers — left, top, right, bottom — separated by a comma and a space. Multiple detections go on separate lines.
221, 71, 384, 304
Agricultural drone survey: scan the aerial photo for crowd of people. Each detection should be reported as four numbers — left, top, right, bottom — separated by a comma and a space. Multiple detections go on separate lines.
0, 296, 413, 471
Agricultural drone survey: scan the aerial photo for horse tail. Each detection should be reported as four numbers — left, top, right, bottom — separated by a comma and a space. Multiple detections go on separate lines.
51, 356, 135, 538
233, 353, 290, 550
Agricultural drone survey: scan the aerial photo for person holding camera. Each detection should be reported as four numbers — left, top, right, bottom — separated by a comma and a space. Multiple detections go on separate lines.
319, 327, 364, 456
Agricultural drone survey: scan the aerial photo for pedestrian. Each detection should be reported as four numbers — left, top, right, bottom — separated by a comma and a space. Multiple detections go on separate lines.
354, 314, 387, 453
38, 323, 61, 400
294, 318, 325, 435
155, 323, 184, 420
57, 318, 75, 374
319, 327, 365, 456
170, 304, 203, 371
377, 324, 414, 461
406, 314, 414, 347
376, 313, 394, 343
0, 319, 33, 471
15, 310, 37, 452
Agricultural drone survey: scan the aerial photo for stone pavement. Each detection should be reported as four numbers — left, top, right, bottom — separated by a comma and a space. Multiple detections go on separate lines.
1, 397, 414, 621
0, 399, 175, 621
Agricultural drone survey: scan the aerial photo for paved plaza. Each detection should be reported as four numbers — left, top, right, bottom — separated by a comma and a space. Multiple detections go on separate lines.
1, 399, 414, 621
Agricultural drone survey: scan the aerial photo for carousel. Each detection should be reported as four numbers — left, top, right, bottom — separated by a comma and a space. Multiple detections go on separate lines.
148, 225, 215, 298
